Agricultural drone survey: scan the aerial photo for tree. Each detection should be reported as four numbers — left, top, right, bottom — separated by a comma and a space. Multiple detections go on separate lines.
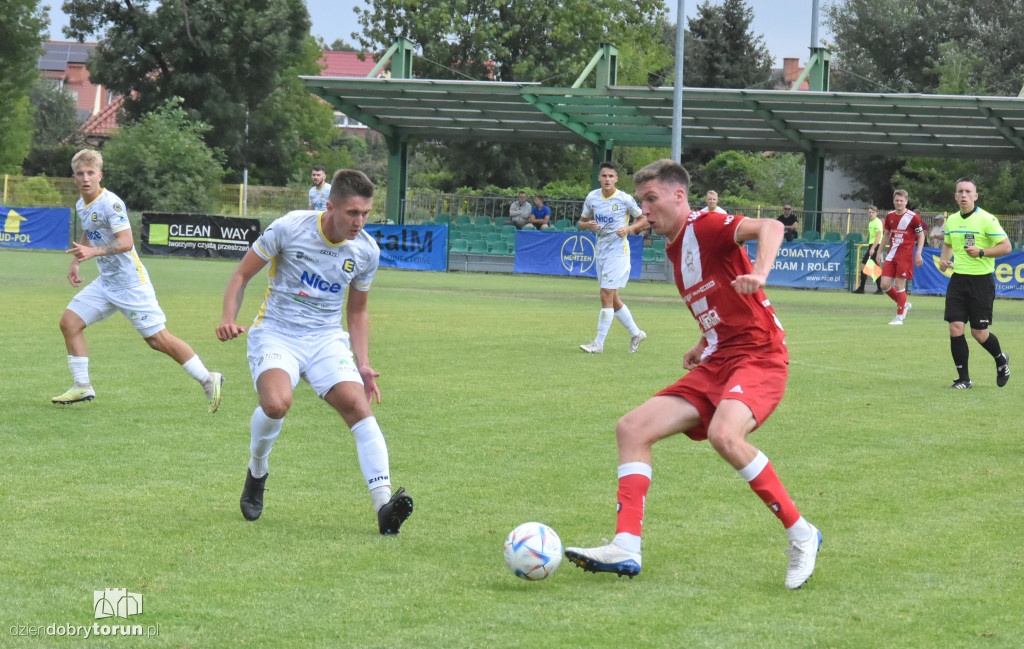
101, 98, 225, 213
64, 0, 332, 185
328, 38, 359, 52
0, 0, 48, 173
703, 150, 804, 208
352, 0, 668, 189
29, 77, 84, 147
683, 0, 773, 90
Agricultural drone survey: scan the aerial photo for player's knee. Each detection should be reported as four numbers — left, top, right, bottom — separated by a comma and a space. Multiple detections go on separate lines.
615, 411, 652, 447
59, 311, 84, 337
260, 396, 292, 419
706, 426, 742, 458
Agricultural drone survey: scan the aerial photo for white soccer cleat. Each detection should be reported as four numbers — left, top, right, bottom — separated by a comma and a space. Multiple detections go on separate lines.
579, 341, 604, 354
785, 524, 822, 590
888, 315, 905, 325
564, 541, 641, 578
204, 372, 224, 413
51, 386, 96, 405
901, 302, 912, 319
628, 330, 647, 353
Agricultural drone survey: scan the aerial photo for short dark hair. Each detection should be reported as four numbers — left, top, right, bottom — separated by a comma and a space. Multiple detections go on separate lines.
633, 159, 690, 190
955, 176, 977, 190
312, 164, 326, 173
329, 169, 375, 202
599, 161, 618, 173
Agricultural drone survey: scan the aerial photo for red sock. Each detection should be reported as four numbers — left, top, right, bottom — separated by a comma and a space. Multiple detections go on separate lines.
748, 461, 801, 528
615, 472, 651, 536
885, 286, 899, 303
895, 290, 907, 314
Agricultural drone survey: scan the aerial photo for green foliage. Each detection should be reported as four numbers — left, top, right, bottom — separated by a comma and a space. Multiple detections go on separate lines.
28, 77, 84, 148
0, 95, 34, 174
65, 0, 331, 185
703, 151, 804, 207
894, 158, 1024, 215
22, 144, 81, 178
101, 98, 225, 213
8, 175, 62, 206
683, 0, 774, 90
0, 0, 47, 106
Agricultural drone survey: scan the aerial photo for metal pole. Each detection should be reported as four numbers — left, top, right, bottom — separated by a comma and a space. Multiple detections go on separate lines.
810, 0, 820, 48
671, 0, 685, 162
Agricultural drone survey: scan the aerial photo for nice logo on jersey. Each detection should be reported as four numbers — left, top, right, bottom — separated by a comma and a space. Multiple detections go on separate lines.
300, 270, 343, 293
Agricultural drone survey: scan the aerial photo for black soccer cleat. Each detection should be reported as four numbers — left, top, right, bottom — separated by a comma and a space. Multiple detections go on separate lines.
240, 469, 267, 521
377, 487, 413, 535
946, 378, 973, 390
996, 353, 1010, 388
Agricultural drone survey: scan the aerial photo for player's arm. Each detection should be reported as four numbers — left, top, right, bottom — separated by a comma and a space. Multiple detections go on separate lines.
216, 249, 267, 341
345, 287, 381, 404
67, 228, 133, 263
620, 213, 648, 237
939, 242, 954, 271
732, 217, 784, 294
969, 236, 1012, 259
683, 336, 708, 370
914, 229, 925, 266
875, 230, 892, 263
66, 231, 91, 287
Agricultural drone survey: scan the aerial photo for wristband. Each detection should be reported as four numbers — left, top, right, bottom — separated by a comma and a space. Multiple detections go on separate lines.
980, 249, 985, 257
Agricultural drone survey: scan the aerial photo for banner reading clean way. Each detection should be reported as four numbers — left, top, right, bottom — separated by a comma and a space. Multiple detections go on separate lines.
142, 213, 259, 259
0, 206, 70, 250
513, 230, 643, 279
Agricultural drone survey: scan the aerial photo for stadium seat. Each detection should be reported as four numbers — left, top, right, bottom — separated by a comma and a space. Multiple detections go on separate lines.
466, 240, 487, 253
449, 238, 469, 253
463, 230, 483, 241
455, 214, 472, 225
488, 240, 510, 255
823, 231, 842, 242
551, 219, 572, 230
522, 224, 536, 230
802, 230, 820, 241
434, 213, 451, 224
476, 223, 497, 235
845, 232, 863, 243
501, 225, 517, 236
485, 233, 503, 246
475, 215, 492, 226
642, 248, 659, 262
651, 237, 666, 252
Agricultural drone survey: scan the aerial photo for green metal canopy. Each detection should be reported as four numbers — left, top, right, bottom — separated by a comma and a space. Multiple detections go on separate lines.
303, 77, 1024, 159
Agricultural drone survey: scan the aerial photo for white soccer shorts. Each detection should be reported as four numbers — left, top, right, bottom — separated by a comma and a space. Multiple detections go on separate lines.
246, 325, 363, 398
596, 255, 630, 289
67, 278, 168, 338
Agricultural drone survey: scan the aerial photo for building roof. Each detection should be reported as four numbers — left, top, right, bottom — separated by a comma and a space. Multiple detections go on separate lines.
302, 77, 1024, 160
318, 51, 380, 78
38, 41, 97, 71
80, 95, 124, 137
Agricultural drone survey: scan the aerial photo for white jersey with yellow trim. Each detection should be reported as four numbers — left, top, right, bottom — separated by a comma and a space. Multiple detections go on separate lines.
250, 210, 379, 333
309, 183, 331, 210
581, 188, 642, 259
75, 188, 150, 288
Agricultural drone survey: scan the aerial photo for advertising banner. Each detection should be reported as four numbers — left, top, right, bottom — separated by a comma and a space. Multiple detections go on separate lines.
747, 241, 847, 289
142, 213, 259, 259
911, 247, 1024, 298
0, 206, 70, 250
364, 224, 447, 272
513, 230, 643, 279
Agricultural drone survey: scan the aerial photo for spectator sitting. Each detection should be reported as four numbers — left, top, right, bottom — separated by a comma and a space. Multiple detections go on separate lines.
929, 215, 946, 248
508, 191, 531, 229
530, 195, 552, 230
778, 204, 799, 242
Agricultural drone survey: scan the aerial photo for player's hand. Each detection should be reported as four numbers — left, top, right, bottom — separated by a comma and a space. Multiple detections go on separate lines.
360, 366, 381, 404
915, 254, 924, 267
731, 272, 766, 295
67, 268, 83, 288
616, 226, 629, 238
683, 346, 703, 370
66, 242, 96, 262
965, 245, 981, 258
216, 322, 247, 341
939, 258, 951, 271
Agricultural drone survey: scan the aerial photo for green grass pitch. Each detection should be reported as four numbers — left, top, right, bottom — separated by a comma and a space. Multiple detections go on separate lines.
1, 248, 1022, 648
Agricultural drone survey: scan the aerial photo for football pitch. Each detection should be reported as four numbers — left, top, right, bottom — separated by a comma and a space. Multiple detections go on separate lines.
1, 248, 1021, 649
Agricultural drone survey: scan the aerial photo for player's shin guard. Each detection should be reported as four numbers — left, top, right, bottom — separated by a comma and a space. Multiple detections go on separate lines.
250, 406, 284, 478
614, 462, 651, 553
596, 308, 614, 344
352, 416, 391, 494
885, 286, 899, 303
980, 332, 1003, 359
739, 451, 800, 529
614, 304, 641, 336
895, 289, 907, 313
951, 335, 970, 380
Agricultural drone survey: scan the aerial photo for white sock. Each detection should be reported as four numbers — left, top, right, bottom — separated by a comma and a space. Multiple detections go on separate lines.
595, 308, 614, 344
614, 304, 641, 336
370, 485, 392, 512
68, 355, 90, 386
786, 516, 815, 543
613, 533, 642, 555
249, 406, 284, 478
181, 355, 211, 384
351, 416, 391, 494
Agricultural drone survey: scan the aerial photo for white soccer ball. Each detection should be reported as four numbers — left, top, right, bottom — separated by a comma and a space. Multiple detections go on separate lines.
503, 522, 562, 580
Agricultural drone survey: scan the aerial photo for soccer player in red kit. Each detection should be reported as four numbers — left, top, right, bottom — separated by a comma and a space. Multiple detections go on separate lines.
564, 159, 821, 590
874, 189, 925, 325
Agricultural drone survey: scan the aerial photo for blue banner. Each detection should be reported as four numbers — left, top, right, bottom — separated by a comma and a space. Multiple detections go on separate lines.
912, 247, 1024, 298
747, 241, 847, 289
364, 224, 447, 272
513, 230, 643, 278
0, 206, 70, 250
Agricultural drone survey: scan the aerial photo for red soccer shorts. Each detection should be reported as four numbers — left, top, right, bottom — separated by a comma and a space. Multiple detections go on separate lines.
881, 257, 915, 280
656, 350, 788, 441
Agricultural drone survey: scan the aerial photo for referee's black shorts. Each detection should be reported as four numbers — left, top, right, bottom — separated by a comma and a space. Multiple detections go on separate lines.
944, 273, 995, 329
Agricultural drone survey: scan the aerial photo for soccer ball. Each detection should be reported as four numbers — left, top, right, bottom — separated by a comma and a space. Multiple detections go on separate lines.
503, 522, 562, 580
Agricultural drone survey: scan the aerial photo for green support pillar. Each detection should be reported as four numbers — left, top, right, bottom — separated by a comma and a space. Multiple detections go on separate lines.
802, 47, 830, 230
588, 44, 618, 188
381, 38, 415, 224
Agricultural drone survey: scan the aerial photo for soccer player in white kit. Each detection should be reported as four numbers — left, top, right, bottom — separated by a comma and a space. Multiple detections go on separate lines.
53, 149, 223, 412
578, 161, 648, 354
216, 169, 413, 534
308, 165, 331, 210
